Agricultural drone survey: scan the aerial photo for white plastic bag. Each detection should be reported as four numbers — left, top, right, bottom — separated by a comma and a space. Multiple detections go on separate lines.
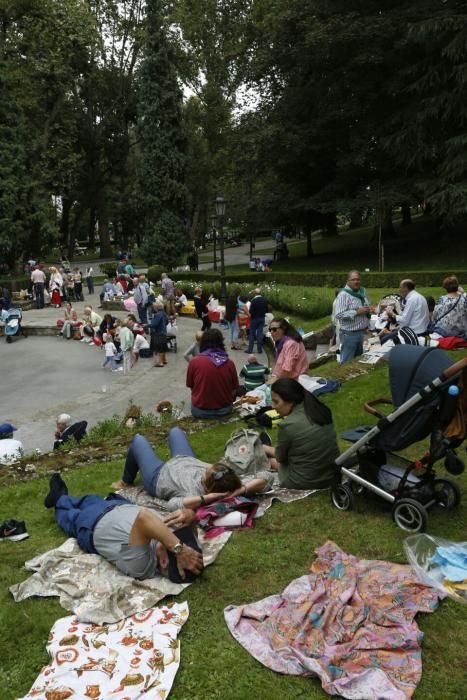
404, 534, 467, 603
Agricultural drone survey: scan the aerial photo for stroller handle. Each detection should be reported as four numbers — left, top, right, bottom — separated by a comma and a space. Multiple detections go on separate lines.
440, 356, 467, 380
364, 397, 393, 418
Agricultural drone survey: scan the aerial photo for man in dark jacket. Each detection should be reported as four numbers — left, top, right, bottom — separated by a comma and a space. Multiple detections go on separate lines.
247, 288, 270, 354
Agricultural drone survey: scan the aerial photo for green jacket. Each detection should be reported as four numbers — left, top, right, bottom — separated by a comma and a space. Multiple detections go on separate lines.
276, 403, 339, 490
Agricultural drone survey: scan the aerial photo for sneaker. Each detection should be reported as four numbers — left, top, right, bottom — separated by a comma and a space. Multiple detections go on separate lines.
0, 520, 29, 542
259, 431, 272, 446
44, 473, 68, 508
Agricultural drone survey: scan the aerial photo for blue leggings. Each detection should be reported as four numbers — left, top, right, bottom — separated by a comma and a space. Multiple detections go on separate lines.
121, 428, 196, 496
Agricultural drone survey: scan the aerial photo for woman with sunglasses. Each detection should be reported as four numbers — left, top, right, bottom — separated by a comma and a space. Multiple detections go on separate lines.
269, 318, 309, 381
263, 378, 339, 490
111, 427, 274, 513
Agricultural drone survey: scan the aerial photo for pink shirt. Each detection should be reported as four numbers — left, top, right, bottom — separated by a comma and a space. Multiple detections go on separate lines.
31, 269, 46, 283
273, 339, 309, 379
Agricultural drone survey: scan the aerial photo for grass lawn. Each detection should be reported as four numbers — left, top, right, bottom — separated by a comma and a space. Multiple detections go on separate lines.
222, 217, 467, 275
1, 358, 466, 699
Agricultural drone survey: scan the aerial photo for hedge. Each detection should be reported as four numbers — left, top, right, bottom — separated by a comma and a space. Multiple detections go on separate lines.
0, 276, 31, 292
159, 269, 467, 288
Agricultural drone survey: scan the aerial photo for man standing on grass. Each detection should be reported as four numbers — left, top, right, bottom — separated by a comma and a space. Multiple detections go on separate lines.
247, 288, 270, 354
334, 270, 374, 363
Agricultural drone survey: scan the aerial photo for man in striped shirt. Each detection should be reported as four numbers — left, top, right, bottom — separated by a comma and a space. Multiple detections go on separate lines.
334, 270, 374, 363
240, 354, 272, 391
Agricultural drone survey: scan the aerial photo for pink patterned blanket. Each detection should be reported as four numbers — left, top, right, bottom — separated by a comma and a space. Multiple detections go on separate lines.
224, 541, 441, 699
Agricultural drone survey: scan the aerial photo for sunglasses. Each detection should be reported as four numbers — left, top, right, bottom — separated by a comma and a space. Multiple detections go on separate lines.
269, 326, 281, 332
212, 466, 235, 481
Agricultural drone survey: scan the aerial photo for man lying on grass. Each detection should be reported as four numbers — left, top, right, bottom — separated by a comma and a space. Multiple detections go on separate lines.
44, 473, 204, 582
110, 427, 274, 510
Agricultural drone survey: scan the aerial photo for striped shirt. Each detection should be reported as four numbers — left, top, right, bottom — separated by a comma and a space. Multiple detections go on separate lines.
334, 287, 371, 332
240, 362, 271, 391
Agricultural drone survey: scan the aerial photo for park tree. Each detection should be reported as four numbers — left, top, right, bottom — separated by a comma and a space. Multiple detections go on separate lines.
137, 0, 188, 269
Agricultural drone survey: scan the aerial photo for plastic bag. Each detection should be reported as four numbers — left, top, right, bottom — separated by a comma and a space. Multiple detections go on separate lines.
404, 533, 467, 603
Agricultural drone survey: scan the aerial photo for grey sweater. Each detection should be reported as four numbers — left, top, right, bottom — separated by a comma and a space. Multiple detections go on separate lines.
155, 455, 274, 510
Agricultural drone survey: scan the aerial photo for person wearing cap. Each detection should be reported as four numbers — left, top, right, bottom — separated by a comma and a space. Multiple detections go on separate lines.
43, 473, 203, 582
0, 423, 24, 464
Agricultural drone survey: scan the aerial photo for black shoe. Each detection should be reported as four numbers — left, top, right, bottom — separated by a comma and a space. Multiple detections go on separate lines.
44, 473, 68, 508
0, 519, 29, 542
259, 431, 272, 446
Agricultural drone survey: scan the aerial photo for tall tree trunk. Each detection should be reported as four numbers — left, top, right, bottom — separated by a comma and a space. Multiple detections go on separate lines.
60, 195, 72, 252
321, 212, 338, 237
98, 200, 112, 258
304, 223, 314, 257
88, 207, 96, 249
401, 202, 411, 225
373, 205, 395, 240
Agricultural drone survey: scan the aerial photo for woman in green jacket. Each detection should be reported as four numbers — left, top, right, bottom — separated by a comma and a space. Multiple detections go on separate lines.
264, 378, 339, 489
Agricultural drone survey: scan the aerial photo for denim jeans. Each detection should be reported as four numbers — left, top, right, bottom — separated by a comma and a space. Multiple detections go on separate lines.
121, 429, 196, 496
34, 283, 45, 309
247, 317, 265, 353
340, 330, 364, 363
137, 304, 147, 324
227, 319, 239, 345
191, 404, 233, 419
102, 356, 116, 370
55, 494, 130, 554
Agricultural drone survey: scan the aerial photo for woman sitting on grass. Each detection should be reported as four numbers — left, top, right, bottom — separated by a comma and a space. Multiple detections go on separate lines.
111, 427, 274, 512
263, 378, 339, 490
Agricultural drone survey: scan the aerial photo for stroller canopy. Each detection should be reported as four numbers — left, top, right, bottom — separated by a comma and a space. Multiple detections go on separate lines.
389, 346, 453, 406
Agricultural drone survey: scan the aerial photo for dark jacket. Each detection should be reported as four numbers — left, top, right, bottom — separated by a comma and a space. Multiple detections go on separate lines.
151, 310, 168, 335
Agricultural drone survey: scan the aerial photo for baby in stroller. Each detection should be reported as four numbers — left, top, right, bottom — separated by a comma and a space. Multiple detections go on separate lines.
166, 315, 178, 352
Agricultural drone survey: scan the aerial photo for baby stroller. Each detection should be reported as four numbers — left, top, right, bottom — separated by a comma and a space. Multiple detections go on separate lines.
331, 345, 466, 532
4, 308, 27, 344
166, 317, 178, 353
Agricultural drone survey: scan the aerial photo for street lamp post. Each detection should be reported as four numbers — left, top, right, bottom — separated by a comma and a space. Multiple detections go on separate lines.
210, 213, 217, 271
214, 195, 227, 302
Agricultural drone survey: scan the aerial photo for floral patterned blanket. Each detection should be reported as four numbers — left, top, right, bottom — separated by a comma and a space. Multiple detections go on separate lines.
19, 603, 188, 700
224, 541, 441, 699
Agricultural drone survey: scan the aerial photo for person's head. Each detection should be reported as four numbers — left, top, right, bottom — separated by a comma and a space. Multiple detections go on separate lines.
104, 333, 113, 343
74, 267, 79, 272
104, 313, 113, 324
127, 313, 138, 323
65, 302, 72, 311
399, 279, 415, 297
49, 266, 57, 274
347, 270, 361, 292
200, 328, 225, 352
247, 354, 257, 364
203, 463, 242, 494
194, 286, 202, 296
268, 317, 302, 344
71, 310, 78, 321
161, 273, 167, 280
139, 274, 146, 283
271, 378, 334, 425
0, 422, 17, 440
56, 414, 71, 433
443, 275, 459, 293
153, 301, 164, 312
84, 305, 92, 314
174, 288, 182, 297
254, 287, 261, 296
120, 318, 128, 328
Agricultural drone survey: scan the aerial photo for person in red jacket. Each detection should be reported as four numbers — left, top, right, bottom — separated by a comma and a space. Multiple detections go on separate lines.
186, 329, 239, 418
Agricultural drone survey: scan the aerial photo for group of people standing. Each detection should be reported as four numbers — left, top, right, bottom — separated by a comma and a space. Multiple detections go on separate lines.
30, 264, 94, 309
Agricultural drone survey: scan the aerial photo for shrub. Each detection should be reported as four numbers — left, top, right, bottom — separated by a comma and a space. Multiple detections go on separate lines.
172, 269, 467, 288
0, 275, 31, 292
100, 263, 118, 279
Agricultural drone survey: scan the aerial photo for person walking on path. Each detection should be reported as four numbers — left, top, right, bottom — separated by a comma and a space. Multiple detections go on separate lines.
247, 287, 270, 354
334, 270, 373, 363
86, 266, 94, 295
133, 277, 148, 324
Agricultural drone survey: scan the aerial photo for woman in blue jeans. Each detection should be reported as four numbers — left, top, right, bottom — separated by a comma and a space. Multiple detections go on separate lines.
111, 428, 273, 511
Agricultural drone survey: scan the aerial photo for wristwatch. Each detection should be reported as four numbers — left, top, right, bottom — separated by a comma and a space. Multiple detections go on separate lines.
171, 541, 184, 556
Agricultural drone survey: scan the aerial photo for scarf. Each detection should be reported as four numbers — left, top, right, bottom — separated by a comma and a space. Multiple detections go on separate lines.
341, 285, 370, 318
200, 348, 229, 367
275, 335, 292, 359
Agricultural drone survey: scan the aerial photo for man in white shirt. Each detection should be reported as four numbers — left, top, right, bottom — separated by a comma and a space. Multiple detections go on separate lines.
31, 266, 47, 308
387, 279, 430, 335
0, 423, 24, 464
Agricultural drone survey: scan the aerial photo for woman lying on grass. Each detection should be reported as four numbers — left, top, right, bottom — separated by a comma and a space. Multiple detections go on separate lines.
263, 378, 339, 490
111, 427, 274, 519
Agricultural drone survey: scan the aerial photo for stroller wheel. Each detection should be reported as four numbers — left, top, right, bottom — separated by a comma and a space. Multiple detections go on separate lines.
331, 483, 354, 511
433, 478, 461, 509
392, 498, 427, 533
6, 335, 12, 344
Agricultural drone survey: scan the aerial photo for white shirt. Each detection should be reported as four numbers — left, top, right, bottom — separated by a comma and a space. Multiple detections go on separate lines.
31, 269, 46, 283
104, 341, 117, 357
0, 439, 24, 464
396, 290, 430, 334
133, 334, 149, 351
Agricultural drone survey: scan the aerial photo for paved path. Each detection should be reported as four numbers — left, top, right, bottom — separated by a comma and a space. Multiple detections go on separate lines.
2, 296, 260, 455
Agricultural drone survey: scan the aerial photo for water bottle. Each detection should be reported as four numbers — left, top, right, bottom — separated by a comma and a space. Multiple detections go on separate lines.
440, 384, 460, 426
265, 384, 272, 406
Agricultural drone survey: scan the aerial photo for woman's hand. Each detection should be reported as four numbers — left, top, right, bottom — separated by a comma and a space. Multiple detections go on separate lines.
176, 545, 204, 579
164, 509, 197, 528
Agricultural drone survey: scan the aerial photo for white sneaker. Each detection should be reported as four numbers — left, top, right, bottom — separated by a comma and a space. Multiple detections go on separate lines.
112, 367, 123, 372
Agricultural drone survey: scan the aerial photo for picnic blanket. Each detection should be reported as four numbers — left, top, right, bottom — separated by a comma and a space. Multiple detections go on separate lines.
19, 603, 188, 699
224, 540, 441, 700
10, 530, 230, 624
